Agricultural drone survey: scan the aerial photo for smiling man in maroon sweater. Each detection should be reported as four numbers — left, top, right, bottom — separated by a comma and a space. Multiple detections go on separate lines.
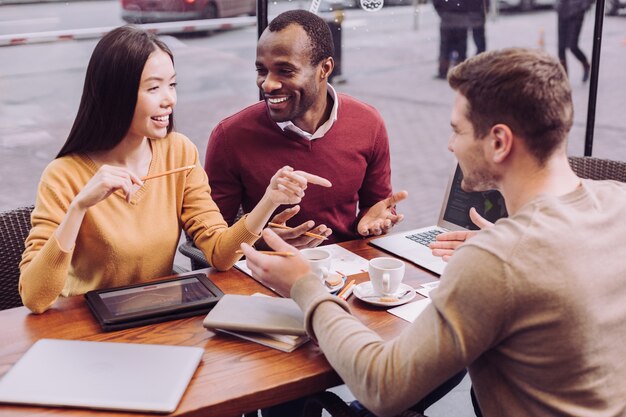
205, 10, 407, 248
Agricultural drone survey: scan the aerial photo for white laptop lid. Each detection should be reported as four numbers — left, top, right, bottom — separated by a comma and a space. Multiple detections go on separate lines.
0, 339, 203, 414
369, 164, 507, 275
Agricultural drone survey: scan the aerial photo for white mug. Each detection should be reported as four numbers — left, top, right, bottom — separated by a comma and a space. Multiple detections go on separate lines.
300, 248, 332, 280
368, 257, 405, 296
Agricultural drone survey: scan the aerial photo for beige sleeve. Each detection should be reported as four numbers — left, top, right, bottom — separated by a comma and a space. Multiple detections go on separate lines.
291, 246, 511, 417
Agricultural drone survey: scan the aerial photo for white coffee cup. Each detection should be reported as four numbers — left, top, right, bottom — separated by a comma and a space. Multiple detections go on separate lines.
368, 257, 405, 296
300, 248, 332, 280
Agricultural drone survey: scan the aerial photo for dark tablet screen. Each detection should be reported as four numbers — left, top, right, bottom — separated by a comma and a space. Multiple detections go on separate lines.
85, 273, 224, 331
100, 277, 215, 317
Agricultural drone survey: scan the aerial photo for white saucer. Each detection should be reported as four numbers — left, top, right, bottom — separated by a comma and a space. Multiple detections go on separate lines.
353, 282, 416, 307
324, 274, 347, 294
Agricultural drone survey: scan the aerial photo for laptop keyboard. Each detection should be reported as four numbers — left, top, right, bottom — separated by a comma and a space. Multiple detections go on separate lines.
405, 229, 444, 246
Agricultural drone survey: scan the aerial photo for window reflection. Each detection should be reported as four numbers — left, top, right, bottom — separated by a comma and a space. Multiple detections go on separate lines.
0, 0, 623, 229
594, 11, 626, 161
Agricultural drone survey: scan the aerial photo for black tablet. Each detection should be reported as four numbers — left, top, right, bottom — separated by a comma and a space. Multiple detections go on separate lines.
85, 273, 224, 332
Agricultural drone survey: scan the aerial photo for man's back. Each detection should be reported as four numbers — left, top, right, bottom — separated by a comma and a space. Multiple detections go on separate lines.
437, 179, 626, 416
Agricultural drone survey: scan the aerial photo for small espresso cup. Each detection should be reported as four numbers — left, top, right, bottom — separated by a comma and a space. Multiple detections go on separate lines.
300, 248, 332, 280
368, 257, 405, 296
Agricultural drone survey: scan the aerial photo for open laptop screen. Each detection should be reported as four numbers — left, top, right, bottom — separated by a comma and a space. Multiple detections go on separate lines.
443, 165, 508, 230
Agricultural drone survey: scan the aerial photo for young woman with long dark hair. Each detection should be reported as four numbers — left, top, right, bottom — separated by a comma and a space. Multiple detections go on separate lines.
19, 26, 330, 314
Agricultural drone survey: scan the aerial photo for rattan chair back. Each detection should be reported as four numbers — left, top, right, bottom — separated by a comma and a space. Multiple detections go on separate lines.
569, 156, 626, 182
0, 205, 33, 310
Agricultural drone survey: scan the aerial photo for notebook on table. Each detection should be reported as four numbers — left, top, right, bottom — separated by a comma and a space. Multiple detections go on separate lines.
203, 293, 306, 335
0, 339, 203, 413
203, 294, 309, 352
370, 164, 507, 275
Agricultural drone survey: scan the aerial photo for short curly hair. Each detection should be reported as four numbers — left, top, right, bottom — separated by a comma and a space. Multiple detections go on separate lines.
267, 10, 335, 66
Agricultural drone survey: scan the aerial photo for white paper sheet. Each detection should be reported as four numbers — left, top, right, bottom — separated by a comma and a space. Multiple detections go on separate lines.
415, 280, 439, 298
387, 298, 432, 323
415, 288, 432, 298
235, 243, 369, 279
421, 281, 440, 289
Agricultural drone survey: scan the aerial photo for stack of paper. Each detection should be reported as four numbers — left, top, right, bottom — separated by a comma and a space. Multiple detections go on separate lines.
203, 294, 309, 352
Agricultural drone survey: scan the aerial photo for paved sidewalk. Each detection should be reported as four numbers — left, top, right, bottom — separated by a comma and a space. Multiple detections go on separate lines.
318, 7, 626, 229
2, 6, 625, 219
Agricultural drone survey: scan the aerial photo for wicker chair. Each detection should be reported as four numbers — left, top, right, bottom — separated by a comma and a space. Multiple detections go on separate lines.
568, 156, 626, 182
0, 205, 33, 310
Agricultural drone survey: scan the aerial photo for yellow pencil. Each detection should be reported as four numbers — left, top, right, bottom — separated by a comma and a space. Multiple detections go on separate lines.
337, 279, 356, 299
268, 222, 328, 240
235, 250, 295, 257
141, 165, 195, 181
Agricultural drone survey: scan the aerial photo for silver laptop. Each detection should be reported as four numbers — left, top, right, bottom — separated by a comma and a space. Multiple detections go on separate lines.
370, 164, 507, 275
0, 339, 203, 413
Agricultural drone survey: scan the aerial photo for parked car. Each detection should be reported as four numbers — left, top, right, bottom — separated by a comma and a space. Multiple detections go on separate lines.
320, 0, 415, 11
121, 0, 256, 24
498, 0, 554, 11
606, 0, 626, 14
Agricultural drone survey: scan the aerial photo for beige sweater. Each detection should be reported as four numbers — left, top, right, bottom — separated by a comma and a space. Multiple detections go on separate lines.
20, 132, 259, 313
292, 179, 626, 417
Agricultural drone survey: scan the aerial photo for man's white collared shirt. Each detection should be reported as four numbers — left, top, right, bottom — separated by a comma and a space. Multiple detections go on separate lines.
276, 84, 339, 140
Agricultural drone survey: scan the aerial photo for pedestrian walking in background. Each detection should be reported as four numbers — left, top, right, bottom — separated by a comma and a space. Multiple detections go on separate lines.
433, 0, 469, 79
468, 0, 488, 55
556, 0, 594, 82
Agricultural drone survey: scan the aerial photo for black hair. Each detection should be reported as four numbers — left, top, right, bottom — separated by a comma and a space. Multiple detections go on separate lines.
267, 10, 334, 66
57, 26, 174, 158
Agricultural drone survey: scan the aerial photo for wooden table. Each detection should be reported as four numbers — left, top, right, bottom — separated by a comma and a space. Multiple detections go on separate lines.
0, 239, 438, 417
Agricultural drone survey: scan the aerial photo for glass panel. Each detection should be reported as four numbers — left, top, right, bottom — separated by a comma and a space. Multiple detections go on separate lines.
593, 9, 626, 160
0, 0, 613, 229
266, 0, 602, 225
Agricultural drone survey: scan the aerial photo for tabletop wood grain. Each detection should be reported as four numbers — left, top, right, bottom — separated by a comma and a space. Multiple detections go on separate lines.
0, 238, 438, 417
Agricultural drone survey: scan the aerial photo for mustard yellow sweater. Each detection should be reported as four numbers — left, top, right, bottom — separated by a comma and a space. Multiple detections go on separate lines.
20, 132, 259, 313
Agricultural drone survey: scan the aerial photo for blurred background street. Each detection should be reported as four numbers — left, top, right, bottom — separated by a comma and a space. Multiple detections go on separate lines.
1, 2, 625, 414
3, 2, 625, 221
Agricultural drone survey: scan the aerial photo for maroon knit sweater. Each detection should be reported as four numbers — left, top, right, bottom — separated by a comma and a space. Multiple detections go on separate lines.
205, 93, 392, 244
